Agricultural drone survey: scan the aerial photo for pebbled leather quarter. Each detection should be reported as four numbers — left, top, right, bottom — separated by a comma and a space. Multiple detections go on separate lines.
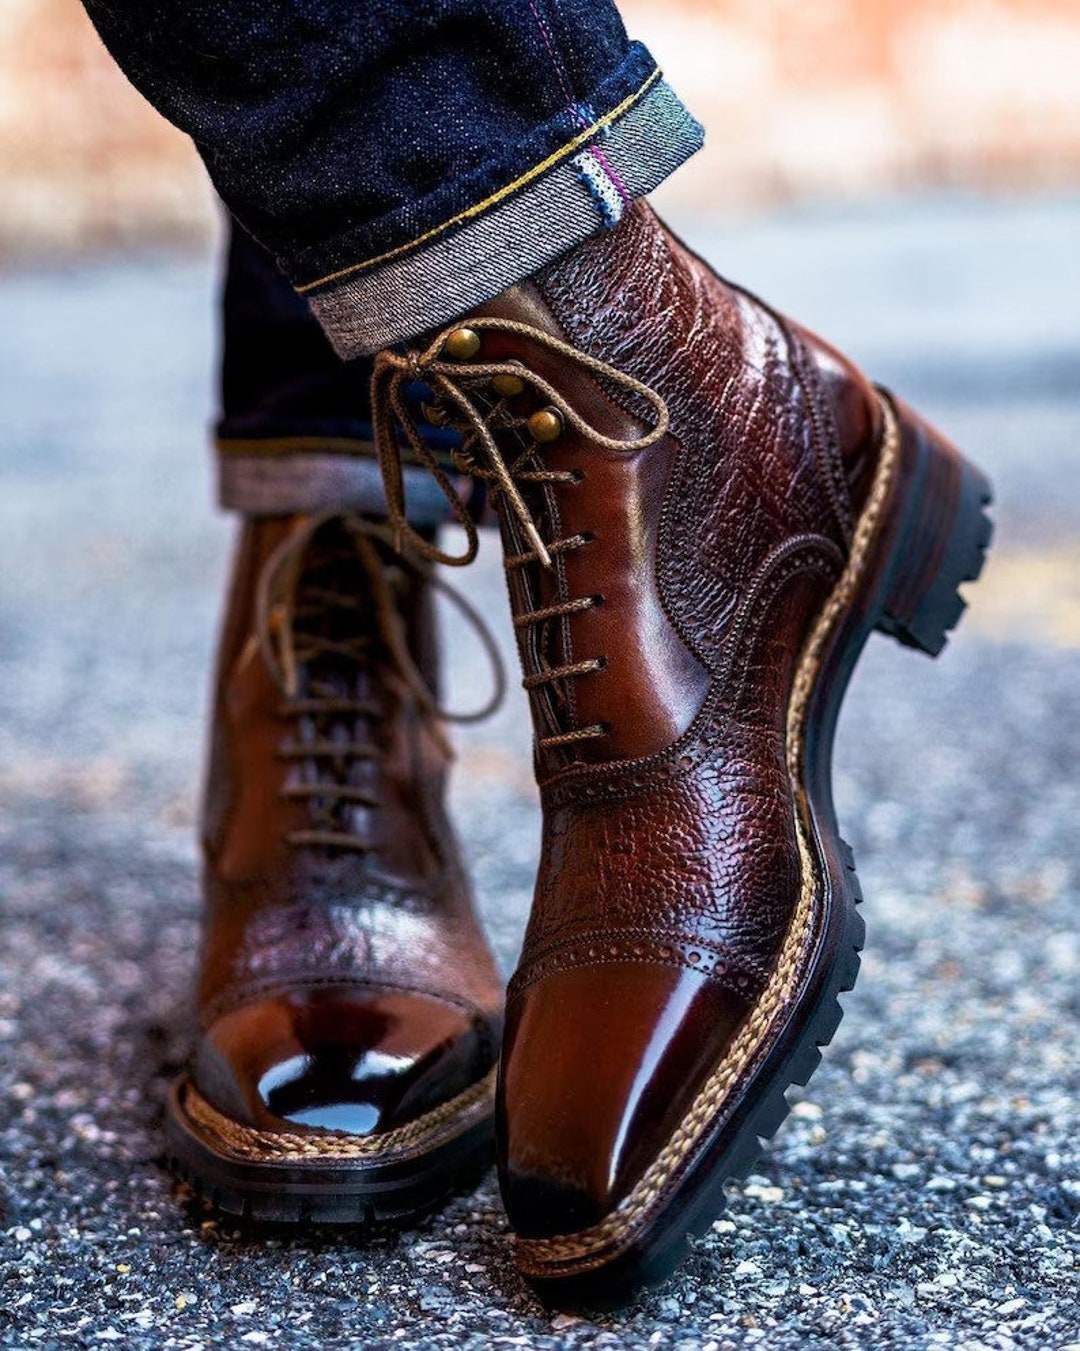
366, 200, 992, 1300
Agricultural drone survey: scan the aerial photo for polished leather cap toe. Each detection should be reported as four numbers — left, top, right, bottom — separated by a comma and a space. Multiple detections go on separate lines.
498, 962, 751, 1240
194, 984, 498, 1136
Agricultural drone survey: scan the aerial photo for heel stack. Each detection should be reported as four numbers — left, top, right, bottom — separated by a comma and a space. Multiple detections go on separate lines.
873, 396, 993, 658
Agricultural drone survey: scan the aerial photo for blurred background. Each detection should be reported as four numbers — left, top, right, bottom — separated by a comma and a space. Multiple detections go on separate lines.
3, 0, 1080, 253
1, 3, 1078, 1348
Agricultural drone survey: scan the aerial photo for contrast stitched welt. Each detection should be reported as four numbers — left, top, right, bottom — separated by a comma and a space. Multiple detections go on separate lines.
514, 398, 902, 1276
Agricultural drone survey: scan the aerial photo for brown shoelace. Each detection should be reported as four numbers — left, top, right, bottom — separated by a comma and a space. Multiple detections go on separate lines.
370, 317, 670, 751
255, 513, 505, 851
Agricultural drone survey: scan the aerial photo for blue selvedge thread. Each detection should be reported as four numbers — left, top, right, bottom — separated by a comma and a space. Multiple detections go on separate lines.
568, 100, 631, 228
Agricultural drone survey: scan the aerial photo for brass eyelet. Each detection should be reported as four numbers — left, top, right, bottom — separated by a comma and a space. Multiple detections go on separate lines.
421, 401, 449, 427
442, 327, 482, 361
492, 372, 526, 398
528, 407, 564, 444
451, 447, 478, 473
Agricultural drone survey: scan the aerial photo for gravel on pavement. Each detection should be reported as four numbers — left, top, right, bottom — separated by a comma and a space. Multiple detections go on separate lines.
0, 195, 1078, 1349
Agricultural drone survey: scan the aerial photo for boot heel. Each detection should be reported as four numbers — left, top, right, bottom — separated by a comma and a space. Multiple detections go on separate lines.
873, 395, 993, 657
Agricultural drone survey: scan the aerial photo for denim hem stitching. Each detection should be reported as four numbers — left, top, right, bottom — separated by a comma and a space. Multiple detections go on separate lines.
304, 77, 703, 356
296, 67, 662, 294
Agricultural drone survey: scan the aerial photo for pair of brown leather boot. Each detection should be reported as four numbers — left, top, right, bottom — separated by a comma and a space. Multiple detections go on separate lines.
166, 204, 992, 1304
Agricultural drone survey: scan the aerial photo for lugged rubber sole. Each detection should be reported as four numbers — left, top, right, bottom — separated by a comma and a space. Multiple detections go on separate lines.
519, 392, 994, 1307
164, 1073, 496, 1227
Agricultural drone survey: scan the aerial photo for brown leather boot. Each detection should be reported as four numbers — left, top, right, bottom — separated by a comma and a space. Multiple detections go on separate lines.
369, 201, 993, 1299
165, 513, 504, 1222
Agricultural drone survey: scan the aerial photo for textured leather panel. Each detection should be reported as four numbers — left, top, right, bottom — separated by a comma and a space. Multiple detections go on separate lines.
482, 202, 883, 1241
525, 723, 795, 964
441, 202, 864, 1002
507, 207, 851, 997
512, 564, 835, 998
199, 876, 502, 1029
787, 317, 884, 517
536, 205, 846, 679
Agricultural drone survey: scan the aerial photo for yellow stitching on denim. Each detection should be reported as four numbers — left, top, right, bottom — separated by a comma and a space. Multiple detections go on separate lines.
296, 67, 662, 294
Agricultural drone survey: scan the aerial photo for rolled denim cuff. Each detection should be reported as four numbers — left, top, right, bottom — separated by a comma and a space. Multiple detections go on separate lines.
216, 437, 462, 524
296, 70, 702, 358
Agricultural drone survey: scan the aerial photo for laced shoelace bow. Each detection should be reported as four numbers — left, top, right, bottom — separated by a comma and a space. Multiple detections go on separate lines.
255, 513, 505, 851
370, 318, 671, 751
371, 317, 670, 570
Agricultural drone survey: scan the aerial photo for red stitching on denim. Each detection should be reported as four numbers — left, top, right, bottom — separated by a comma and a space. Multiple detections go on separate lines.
526, 1, 634, 216
527, 0, 580, 118
585, 144, 632, 208
527, 0, 630, 219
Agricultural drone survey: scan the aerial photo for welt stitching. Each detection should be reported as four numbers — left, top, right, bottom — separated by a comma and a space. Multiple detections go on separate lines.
183, 1068, 496, 1162
515, 398, 902, 1272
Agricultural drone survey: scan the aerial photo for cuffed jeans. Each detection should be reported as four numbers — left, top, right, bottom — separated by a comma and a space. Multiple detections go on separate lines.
216, 222, 464, 522
80, 0, 702, 517
81, 0, 702, 357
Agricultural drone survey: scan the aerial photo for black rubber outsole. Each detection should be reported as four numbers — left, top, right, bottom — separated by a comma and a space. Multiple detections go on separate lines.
525, 399, 994, 1309
166, 1147, 493, 1229
164, 1079, 496, 1228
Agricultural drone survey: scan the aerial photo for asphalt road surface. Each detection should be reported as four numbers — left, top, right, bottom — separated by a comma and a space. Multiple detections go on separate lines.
1, 195, 1078, 1349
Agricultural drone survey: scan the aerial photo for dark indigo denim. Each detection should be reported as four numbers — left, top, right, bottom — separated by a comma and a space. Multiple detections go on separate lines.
218, 224, 375, 445
217, 224, 458, 456
216, 223, 469, 523
81, 0, 650, 288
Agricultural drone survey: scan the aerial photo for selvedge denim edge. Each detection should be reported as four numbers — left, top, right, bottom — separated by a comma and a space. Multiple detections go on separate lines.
300, 74, 703, 358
